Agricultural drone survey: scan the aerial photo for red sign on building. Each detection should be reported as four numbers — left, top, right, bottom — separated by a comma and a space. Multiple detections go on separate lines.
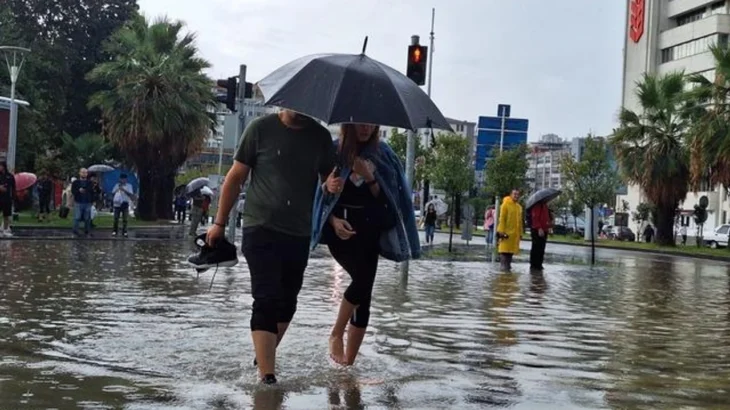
629, 0, 646, 43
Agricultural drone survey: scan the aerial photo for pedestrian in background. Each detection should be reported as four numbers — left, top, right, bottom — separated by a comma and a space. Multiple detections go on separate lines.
496, 189, 523, 272
0, 161, 16, 237
529, 200, 551, 270
188, 191, 204, 236
72, 168, 93, 237
112, 174, 135, 237
680, 225, 687, 246
484, 205, 495, 248
37, 171, 53, 222
174, 193, 187, 224
423, 203, 437, 245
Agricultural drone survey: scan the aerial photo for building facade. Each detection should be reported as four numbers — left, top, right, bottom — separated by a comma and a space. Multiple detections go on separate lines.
619, 0, 730, 234
526, 134, 572, 192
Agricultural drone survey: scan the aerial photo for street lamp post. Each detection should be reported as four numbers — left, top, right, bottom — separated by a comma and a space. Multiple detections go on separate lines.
1, 46, 30, 173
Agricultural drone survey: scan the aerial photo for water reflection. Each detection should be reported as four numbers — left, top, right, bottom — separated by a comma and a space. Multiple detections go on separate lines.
1, 240, 730, 408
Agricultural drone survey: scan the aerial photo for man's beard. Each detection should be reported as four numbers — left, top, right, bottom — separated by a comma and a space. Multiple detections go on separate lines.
291, 113, 315, 127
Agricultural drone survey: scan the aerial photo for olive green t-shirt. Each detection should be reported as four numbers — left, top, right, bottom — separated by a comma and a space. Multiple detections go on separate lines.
235, 113, 335, 237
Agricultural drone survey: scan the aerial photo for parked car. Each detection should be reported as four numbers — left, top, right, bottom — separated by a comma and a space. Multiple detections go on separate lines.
611, 226, 635, 242
703, 224, 730, 248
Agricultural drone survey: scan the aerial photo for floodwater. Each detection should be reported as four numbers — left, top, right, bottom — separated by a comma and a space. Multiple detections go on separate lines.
1, 237, 730, 409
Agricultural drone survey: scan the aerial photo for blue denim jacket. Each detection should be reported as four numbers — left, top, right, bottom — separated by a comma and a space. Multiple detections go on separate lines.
310, 141, 421, 262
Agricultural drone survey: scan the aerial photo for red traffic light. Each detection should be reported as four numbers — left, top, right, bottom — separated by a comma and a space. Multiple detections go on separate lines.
406, 45, 428, 86
413, 48, 422, 63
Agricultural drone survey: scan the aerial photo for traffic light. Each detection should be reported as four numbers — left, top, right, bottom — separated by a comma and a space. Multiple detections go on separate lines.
406, 45, 428, 86
216, 76, 237, 112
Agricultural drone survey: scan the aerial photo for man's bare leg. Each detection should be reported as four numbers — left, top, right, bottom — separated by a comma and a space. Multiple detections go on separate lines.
252, 331, 277, 378
253, 322, 291, 368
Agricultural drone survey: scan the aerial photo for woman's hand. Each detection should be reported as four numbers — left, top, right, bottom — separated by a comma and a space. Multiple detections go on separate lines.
330, 216, 356, 240
325, 168, 344, 193
352, 157, 375, 182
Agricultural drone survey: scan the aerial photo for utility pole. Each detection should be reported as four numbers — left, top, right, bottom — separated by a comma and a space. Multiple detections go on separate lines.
1, 46, 30, 173
491, 111, 507, 263
401, 34, 423, 280
226, 64, 247, 241
422, 8, 436, 212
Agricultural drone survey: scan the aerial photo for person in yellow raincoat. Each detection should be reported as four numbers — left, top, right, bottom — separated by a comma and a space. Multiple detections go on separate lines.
496, 189, 523, 271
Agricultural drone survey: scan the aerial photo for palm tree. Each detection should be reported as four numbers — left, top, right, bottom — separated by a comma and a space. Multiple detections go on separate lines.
687, 45, 730, 192
87, 14, 214, 220
612, 72, 691, 246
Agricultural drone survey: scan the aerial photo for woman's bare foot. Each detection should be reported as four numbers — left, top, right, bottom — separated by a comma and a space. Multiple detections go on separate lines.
329, 335, 346, 365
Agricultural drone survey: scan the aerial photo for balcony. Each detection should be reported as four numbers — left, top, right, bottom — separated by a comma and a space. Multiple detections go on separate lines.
668, 0, 722, 19
659, 14, 730, 49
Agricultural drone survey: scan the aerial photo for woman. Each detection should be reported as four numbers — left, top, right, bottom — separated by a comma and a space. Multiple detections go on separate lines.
311, 123, 421, 366
483, 205, 495, 247
423, 203, 437, 245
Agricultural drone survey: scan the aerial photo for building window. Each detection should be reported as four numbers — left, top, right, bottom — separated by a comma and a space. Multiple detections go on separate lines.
661, 34, 720, 63
676, 9, 705, 27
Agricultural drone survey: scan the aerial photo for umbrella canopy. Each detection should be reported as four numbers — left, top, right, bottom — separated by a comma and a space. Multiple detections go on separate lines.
257, 53, 452, 131
525, 188, 562, 211
186, 177, 209, 194
14, 172, 37, 191
426, 197, 448, 216
200, 186, 214, 197
88, 164, 114, 173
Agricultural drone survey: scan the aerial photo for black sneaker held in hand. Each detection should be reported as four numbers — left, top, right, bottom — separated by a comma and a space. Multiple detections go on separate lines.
187, 233, 239, 271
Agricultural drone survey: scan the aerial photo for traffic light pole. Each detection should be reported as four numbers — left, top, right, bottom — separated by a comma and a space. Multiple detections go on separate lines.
226, 64, 247, 242
401, 128, 417, 282
422, 8, 436, 213
491, 114, 506, 264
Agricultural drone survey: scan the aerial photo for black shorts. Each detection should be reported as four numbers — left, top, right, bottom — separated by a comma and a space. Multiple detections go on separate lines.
241, 226, 310, 333
0, 200, 11, 217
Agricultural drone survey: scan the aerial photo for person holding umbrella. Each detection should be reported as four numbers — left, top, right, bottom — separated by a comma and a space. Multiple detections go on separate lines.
0, 161, 15, 237
528, 199, 552, 270
203, 109, 341, 385
311, 123, 420, 366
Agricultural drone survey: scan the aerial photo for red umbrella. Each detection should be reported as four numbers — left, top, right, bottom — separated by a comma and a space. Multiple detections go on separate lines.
14, 172, 37, 191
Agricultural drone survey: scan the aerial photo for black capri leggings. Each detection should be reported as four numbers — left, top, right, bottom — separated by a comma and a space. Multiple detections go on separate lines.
326, 206, 380, 328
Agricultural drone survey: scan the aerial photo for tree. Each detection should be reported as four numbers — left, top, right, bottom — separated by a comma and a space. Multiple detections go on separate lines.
426, 133, 473, 252
632, 202, 653, 228
0, 0, 138, 171
687, 45, 730, 193
88, 15, 215, 221
483, 144, 529, 199
549, 191, 570, 226
388, 128, 433, 190
612, 72, 692, 246
693, 202, 708, 247
562, 136, 620, 264
58, 132, 111, 177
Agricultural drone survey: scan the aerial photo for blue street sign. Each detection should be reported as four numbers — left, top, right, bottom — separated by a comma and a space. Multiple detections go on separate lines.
497, 104, 511, 118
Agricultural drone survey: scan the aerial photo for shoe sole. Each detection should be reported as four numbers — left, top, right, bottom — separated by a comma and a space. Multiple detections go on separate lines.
187, 259, 239, 270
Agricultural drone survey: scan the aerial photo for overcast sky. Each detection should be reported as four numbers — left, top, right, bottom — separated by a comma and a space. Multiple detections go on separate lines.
137, 0, 626, 141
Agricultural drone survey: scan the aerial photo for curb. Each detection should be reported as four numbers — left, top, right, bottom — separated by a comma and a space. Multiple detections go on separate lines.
421, 229, 730, 263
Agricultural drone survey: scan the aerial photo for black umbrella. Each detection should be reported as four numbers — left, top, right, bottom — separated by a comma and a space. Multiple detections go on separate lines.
256, 40, 452, 131
525, 188, 562, 211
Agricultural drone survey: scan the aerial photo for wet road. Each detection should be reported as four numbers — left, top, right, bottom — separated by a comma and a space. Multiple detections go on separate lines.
0, 237, 729, 409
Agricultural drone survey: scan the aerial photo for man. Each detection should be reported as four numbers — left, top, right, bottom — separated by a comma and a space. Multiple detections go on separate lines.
188, 191, 205, 236
529, 200, 551, 270
204, 110, 342, 384
37, 171, 53, 222
496, 189, 523, 272
112, 174, 135, 237
680, 224, 687, 245
72, 168, 94, 237
0, 161, 16, 237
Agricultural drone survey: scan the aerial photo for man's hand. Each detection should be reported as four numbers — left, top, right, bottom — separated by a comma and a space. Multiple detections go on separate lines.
538, 228, 545, 237
352, 157, 375, 182
325, 168, 344, 193
330, 216, 356, 240
206, 223, 225, 246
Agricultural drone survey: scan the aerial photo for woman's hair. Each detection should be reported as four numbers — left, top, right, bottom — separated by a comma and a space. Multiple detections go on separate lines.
428, 204, 435, 211
338, 124, 380, 165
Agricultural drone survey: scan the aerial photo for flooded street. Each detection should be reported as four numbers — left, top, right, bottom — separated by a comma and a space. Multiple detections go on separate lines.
1, 238, 730, 409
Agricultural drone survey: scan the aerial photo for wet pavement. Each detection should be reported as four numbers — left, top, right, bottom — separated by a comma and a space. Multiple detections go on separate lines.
0, 235, 729, 409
